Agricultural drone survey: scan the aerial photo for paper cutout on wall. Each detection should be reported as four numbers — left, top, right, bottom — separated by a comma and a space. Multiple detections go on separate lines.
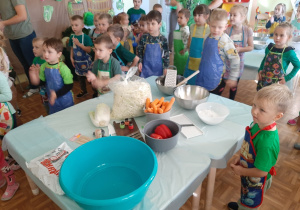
116, 0, 124, 10
74, 0, 83, 3
108, 9, 114, 17
43, 5, 54, 22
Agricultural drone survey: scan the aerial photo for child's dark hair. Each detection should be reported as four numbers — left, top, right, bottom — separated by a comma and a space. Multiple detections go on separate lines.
139, 14, 147, 22
71, 15, 83, 22
153, 4, 162, 10
99, 13, 113, 25
94, 33, 114, 49
147, 10, 161, 24
107, 24, 124, 40
43, 38, 64, 53
193, 4, 210, 16
113, 12, 128, 24
178, 9, 191, 19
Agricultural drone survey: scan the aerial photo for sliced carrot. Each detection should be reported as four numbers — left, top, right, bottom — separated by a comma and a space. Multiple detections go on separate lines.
157, 97, 164, 107
147, 107, 153, 113
158, 108, 163, 114
161, 106, 165, 112
164, 97, 175, 113
151, 103, 158, 114
151, 98, 159, 106
145, 98, 150, 109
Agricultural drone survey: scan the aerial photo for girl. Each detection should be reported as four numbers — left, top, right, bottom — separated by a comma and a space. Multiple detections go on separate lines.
136, 15, 148, 45
217, 5, 254, 100
266, 3, 286, 36
183, 4, 210, 85
114, 12, 134, 53
257, 22, 300, 91
88, 13, 101, 42
0, 72, 19, 201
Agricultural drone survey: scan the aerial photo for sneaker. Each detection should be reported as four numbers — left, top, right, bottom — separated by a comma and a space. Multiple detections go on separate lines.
76, 91, 88, 98
1, 183, 19, 201
92, 92, 98, 98
227, 202, 239, 210
16, 109, 21, 117
23, 88, 39, 98
287, 117, 298, 125
294, 143, 300, 150
10, 163, 21, 171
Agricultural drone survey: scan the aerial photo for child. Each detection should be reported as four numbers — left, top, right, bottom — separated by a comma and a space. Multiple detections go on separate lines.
174, 8, 190, 75
227, 84, 292, 210
136, 15, 148, 44
0, 72, 19, 201
127, 0, 146, 25
266, 3, 286, 36
183, 4, 210, 85
137, 10, 169, 78
257, 22, 300, 91
88, 13, 101, 42
291, 4, 300, 37
98, 13, 113, 35
86, 34, 122, 95
218, 5, 254, 100
69, 15, 93, 98
30, 38, 74, 114
195, 8, 240, 92
153, 4, 167, 38
107, 24, 140, 73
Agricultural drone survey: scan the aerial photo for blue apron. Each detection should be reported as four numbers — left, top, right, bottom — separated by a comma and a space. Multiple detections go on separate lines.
184, 24, 207, 85
72, 34, 92, 76
140, 36, 163, 78
240, 122, 276, 208
196, 35, 224, 91
45, 63, 74, 114
130, 14, 142, 25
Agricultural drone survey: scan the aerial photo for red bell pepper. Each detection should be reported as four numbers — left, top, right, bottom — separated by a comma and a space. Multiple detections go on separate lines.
150, 133, 163, 139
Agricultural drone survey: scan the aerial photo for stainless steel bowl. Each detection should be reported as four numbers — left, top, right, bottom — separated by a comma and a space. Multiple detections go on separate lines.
174, 85, 210, 110
253, 32, 270, 41
155, 75, 186, 95
254, 40, 267, 50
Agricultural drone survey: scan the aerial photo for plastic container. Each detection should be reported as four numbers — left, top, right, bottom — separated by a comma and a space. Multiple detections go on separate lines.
145, 110, 171, 123
143, 119, 181, 152
195, 102, 229, 125
59, 136, 158, 210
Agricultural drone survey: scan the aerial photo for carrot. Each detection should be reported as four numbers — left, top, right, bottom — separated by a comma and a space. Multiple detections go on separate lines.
147, 107, 153, 113
151, 98, 159, 106
162, 102, 167, 107
157, 97, 164, 107
145, 98, 150, 109
158, 108, 163, 114
161, 106, 165, 112
151, 103, 158, 114
144, 109, 148, 113
164, 97, 175, 113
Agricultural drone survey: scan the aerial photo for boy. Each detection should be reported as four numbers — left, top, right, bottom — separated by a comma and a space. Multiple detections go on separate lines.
69, 15, 93, 98
195, 8, 240, 93
174, 8, 190, 75
137, 10, 169, 78
228, 84, 292, 210
153, 4, 167, 38
86, 34, 122, 95
30, 38, 74, 114
107, 24, 140, 73
127, 0, 146, 25
98, 13, 113, 35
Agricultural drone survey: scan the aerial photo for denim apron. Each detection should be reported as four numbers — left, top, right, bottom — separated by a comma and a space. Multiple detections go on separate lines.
44, 63, 74, 114
224, 26, 245, 79
257, 46, 285, 91
72, 34, 92, 76
140, 36, 163, 78
0, 102, 13, 137
129, 14, 142, 25
184, 24, 207, 85
173, 29, 189, 75
97, 58, 111, 95
240, 122, 277, 208
196, 35, 224, 91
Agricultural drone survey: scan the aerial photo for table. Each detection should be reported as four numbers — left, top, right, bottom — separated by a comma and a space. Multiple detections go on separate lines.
4, 76, 252, 209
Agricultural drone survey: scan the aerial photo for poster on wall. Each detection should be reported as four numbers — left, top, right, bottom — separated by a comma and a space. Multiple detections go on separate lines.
291, 0, 300, 20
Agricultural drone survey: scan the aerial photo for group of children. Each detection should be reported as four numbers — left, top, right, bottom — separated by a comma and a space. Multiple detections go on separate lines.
0, 1, 300, 207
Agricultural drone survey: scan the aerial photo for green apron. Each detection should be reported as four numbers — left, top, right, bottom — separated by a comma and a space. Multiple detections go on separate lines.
97, 58, 111, 95
173, 29, 189, 75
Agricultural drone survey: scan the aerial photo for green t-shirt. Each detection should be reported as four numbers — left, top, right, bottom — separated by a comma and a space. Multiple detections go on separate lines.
0, 0, 33, 40
160, 21, 167, 38
68, 33, 93, 49
250, 123, 279, 179
33, 57, 46, 66
113, 43, 136, 66
39, 62, 73, 84
127, 8, 146, 24
92, 55, 122, 77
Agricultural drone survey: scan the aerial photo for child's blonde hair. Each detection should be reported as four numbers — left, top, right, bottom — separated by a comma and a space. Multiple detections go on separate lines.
94, 13, 101, 21
99, 13, 113, 25
32, 37, 48, 43
153, 4, 162, 10
275, 22, 293, 37
209, 8, 228, 23
230, 5, 248, 25
0, 31, 9, 73
274, 3, 286, 18
255, 84, 292, 113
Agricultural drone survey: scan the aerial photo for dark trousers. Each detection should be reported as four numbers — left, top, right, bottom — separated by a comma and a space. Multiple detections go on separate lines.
168, 9, 178, 50
210, 78, 240, 100
78, 76, 87, 92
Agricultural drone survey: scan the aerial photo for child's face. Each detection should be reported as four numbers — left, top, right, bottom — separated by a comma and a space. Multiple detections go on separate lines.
139, 21, 148, 33
43, 45, 61, 64
194, 14, 208, 26
177, 13, 188, 27
147, 19, 161, 36
32, 40, 44, 58
98, 18, 110, 34
94, 43, 112, 61
71, 19, 84, 35
133, 24, 140, 34
230, 9, 245, 26
273, 27, 291, 48
133, 0, 142, 9
154, 7, 163, 14
120, 15, 129, 26
251, 98, 282, 129
209, 20, 227, 37
297, 7, 300, 19
274, 5, 283, 17
93, 17, 99, 28
107, 31, 119, 46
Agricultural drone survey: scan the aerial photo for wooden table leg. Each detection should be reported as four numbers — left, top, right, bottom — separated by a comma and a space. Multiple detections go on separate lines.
205, 167, 217, 210
192, 183, 202, 210
25, 173, 40, 195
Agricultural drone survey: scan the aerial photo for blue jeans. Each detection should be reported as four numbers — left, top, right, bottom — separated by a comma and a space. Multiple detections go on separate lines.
9, 31, 37, 89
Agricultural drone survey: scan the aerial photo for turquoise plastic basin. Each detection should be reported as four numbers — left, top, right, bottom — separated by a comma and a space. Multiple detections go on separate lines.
59, 136, 157, 210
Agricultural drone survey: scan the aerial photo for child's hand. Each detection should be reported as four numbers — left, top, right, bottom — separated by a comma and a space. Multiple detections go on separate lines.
180, 49, 185, 55
49, 90, 57, 106
270, 16, 274, 23
121, 66, 129, 72
230, 164, 243, 176
257, 71, 262, 81
235, 46, 241, 53
86, 71, 97, 83
163, 69, 167, 75
226, 79, 237, 89
138, 63, 142, 72
72, 37, 80, 47
230, 157, 240, 167
279, 76, 286, 84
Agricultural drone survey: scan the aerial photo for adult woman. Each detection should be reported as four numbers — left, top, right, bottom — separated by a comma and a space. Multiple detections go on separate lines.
0, 0, 37, 97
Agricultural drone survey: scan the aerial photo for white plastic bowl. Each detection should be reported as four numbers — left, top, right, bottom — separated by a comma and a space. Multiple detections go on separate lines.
195, 102, 230, 125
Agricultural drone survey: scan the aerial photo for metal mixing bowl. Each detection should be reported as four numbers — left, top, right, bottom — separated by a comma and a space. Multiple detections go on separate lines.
174, 85, 210, 110
253, 32, 270, 41
254, 40, 267, 50
155, 75, 186, 95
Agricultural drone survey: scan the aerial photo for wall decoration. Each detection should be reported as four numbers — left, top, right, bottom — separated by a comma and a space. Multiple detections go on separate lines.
116, 0, 124, 10
43, 5, 54, 22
